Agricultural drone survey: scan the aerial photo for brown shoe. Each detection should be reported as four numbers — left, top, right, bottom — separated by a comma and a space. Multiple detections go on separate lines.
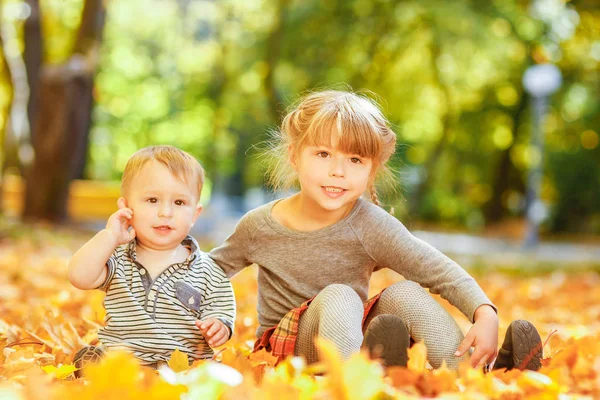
72, 345, 106, 378
363, 314, 410, 367
494, 320, 542, 371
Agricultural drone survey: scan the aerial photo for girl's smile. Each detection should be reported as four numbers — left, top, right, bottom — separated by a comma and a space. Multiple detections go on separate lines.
322, 186, 347, 198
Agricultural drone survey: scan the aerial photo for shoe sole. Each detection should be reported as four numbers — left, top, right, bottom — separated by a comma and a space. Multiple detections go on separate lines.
363, 314, 410, 367
511, 320, 543, 371
73, 346, 106, 378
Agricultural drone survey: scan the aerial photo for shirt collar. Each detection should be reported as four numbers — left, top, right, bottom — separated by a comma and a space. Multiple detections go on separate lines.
126, 235, 200, 264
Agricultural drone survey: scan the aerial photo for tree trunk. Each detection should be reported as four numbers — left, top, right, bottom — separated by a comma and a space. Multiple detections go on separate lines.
23, 0, 43, 140
23, 0, 105, 222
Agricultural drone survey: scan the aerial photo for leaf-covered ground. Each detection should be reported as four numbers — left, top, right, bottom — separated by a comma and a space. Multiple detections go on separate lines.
0, 224, 599, 399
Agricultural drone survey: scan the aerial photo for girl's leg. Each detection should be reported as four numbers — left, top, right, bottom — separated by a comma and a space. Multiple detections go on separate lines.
364, 280, 466, 369
295, 284, 364, 364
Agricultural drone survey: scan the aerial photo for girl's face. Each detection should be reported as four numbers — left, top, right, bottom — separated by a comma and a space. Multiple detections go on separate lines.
292, 141, 374, 221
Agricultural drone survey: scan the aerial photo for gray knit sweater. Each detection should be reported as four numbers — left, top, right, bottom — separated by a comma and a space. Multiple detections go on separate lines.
209, 198, 495, 338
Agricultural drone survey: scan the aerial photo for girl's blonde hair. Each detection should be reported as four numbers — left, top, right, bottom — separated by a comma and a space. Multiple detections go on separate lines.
267, 90, 397, 205
121, 145, 205, 199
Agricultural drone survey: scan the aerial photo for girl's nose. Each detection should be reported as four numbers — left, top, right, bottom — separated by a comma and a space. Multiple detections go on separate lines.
329, 158, 345, 177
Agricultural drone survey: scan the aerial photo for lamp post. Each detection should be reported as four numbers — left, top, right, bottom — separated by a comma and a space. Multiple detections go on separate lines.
522, 64, 562, 248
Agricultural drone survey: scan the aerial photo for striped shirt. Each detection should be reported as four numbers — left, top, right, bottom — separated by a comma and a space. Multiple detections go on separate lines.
97, 235, 235, 365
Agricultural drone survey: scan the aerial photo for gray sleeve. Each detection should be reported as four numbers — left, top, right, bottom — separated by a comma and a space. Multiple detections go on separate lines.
358, 208, 496, 322
209, 212, 255, 278
200, 262, 237, 338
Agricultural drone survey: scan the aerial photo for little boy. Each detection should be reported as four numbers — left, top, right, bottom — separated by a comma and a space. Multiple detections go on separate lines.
69, 145, 235, 372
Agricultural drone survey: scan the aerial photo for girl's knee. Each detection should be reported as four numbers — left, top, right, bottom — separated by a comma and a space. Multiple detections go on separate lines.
311, 284, 363, 321
382, 280, 428, 301
319, 284, 361, 303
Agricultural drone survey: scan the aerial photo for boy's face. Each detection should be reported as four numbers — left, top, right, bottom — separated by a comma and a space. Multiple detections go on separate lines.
120, 160, 202, 251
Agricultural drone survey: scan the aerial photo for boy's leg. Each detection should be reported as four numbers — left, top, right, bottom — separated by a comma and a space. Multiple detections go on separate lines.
364, 280, 466, 370
73, 345, 106, 378
295, 284, 364, 364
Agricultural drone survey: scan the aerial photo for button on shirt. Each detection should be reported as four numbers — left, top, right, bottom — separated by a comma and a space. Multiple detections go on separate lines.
97, 236, 236, 365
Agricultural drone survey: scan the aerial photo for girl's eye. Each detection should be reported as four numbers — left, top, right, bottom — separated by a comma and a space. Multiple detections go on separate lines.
317, 151, 330, 158
147, 198, 158, 203
175, 200, 185, 206
350, 157, 362, 164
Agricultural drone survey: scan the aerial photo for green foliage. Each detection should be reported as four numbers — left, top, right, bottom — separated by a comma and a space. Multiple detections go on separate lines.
1, 0, 599, 232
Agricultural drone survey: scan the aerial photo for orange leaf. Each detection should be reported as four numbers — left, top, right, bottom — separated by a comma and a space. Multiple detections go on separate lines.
386, 366, 420, 388
248, 348, 278, 368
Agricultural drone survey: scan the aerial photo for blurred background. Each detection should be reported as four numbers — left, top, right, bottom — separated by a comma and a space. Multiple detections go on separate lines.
0, 0, 599, 259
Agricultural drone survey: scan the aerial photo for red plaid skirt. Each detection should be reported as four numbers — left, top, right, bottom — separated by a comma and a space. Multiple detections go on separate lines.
253, 291, 383, 362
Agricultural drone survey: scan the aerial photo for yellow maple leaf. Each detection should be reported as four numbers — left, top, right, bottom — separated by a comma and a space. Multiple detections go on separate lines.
41, 364, 77, 380
340, 351, 386, 400
84, 351, 141, 388
168, 348, 189, 372
315, 337, 347, 400
517, 370, 562, 396
407, 341, 428, 373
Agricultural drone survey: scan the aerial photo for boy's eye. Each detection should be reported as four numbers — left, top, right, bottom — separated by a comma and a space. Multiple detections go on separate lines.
175, 200, 185, 206
350, 157, 362, 164
317, 151, 330, 158
147, 198, 158, 203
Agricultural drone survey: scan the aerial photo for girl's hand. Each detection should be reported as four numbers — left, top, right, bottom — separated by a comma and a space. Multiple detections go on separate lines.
105, 208, 136, 246
454, 305, 499, 368
196, 318, 230, 347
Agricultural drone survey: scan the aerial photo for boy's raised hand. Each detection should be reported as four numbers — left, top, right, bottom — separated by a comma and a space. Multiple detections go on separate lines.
454, 305, 499, 368
106, 208, 136, 246
195, 318, 229, 348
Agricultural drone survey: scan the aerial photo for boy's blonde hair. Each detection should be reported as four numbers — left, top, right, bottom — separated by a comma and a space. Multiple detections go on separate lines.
121, 145, 205, 200
267, 90, 397, 205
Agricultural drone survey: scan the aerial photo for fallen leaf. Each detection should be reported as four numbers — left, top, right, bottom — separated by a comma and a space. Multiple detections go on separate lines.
168, 348, 189, 373
41, 364, 76, 380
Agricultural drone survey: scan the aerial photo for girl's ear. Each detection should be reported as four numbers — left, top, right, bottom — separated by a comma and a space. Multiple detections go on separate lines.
288, 145, 298, 171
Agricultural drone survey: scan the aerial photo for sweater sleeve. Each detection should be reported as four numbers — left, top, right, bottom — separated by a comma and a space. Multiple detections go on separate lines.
357, 206, 496, 322
209, 211, 256, 278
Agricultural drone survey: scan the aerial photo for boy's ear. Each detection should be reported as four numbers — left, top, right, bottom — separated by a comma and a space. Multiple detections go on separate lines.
192, 204, 203, 226
117, 197, 128, 209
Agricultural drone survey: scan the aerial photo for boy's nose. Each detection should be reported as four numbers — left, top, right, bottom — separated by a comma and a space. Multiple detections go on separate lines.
158, 204, 174, 217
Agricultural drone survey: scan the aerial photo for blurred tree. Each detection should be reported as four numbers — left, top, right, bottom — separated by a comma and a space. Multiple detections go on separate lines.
1, 0, 36, 208
1, 0, 596, 233
23, 0, 105, 222
23, 0, 42, 142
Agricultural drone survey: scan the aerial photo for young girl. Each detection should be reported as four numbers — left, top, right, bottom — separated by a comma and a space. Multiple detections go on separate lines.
209, 90, 542, 371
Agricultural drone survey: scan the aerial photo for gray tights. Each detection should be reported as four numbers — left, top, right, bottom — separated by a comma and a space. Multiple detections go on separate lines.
294, 281, 467, 369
